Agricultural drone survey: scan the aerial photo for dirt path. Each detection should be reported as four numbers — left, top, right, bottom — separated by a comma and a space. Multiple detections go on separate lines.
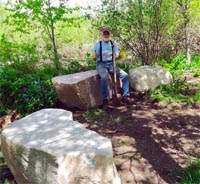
72, 99, 200, 184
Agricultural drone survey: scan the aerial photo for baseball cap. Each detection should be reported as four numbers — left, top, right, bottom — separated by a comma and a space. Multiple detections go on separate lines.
101, 27, 110, 34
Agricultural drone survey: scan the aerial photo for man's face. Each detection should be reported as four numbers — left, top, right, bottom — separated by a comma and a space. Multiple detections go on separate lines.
103, 31, 110, 38
102, 31, 110, 42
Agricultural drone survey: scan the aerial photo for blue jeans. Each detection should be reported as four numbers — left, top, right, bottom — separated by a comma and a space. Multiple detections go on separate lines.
96, 62, 130, 100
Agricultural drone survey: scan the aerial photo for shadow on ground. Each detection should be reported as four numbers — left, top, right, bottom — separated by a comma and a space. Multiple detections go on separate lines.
72, 99, 200, 184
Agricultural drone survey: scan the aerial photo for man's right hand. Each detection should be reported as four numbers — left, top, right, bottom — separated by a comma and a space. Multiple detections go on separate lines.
93, 53, 97, 61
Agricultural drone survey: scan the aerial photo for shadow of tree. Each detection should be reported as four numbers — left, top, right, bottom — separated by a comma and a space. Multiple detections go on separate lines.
73, 104, 200, 184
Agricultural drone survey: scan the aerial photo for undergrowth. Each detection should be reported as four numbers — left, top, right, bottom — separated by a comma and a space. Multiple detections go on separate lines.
176, 158, 200, 184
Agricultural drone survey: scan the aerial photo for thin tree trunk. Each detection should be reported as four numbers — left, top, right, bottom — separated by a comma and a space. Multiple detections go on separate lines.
138, 0, 147, 65
50, 20, 62, 75
185, 19, 191, 64
47, 0, 62, 75
180, 0, 191, 64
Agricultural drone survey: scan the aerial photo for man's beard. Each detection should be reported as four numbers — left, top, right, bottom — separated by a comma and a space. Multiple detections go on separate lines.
103, 37, 110, 42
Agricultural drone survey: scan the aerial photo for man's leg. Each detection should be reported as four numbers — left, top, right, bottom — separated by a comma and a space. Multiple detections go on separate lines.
116, 68, 130, 97
96, 63, 109, 100
116, 68, 132, 104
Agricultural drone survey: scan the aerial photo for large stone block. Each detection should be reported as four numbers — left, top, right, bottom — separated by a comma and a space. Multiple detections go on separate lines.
52, 70, 122, 109
129, 65, 173, 92
1, 108, 120, 184
52, 70, 103, 109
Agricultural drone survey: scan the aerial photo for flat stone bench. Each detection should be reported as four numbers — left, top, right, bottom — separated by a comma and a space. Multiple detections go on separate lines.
1, 109, 121, 184
52, 70, 121, 109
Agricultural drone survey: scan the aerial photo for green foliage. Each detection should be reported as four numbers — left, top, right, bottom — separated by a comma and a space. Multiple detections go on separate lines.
194, 91, 200, 102
95, 0, 177, 65
194, 70, 200, 77
67, 59, 81, 74
0, 34, 40, 72
144, 54, 200, 105
85, 57, 96, 71
161, 54, 200, 77
0, 65, 57, 116
3, 179, 11, 184
56, 18, 97, 46
161, 54, 186, 71
148, 78, 198, 104
177, 158, 200, 184
83, 109, 104, 121
84, 52, 96, 70
116, 60, 141, 73
6, 0, 82, 74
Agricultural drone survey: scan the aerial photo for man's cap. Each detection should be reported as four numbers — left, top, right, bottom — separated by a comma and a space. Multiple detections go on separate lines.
101, 27, 110, 34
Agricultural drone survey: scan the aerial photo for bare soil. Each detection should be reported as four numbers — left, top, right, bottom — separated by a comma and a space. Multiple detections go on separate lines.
70, 96, 200, 184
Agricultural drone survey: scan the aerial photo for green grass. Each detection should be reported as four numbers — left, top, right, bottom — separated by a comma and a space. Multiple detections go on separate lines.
83, 109, 104, 120
177, 159, 200, 184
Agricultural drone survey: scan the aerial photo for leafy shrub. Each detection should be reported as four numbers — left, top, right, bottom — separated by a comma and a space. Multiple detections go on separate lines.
193, 69, 200, 78
172, 54, 187, 70
85, 57, 96, 70
191, 55, 200, 67
67, 59, 81, 74
0, 65, 57, 116
0, 34, 40, 73
195, 91, 200, 102
85, 52, 96, 70
116, 60, 141, 73
161, 54, 200, 77
148, 78, 198, 104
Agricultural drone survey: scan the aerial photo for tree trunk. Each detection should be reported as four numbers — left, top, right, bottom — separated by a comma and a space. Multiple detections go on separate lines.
47, 0, 62, 75
182, 0, 191, 64
138, 0, 147, 65
50, 20, 62, 75
185, 20, 191, 64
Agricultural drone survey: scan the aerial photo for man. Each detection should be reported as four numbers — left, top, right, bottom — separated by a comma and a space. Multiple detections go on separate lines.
93, 27, 132, 106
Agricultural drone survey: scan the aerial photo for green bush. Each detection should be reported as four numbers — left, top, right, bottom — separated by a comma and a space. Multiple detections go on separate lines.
85, 52, 96, 71
193, 69, 200, 78
172, 54, 187, 70
195, 91, 200, 102
191, 55, 200, 67
67, 59, 81, 74
148, 78, 198, 104
161, 54, 200, 77
116, 60, 141, 73
0, 65, 57, 116
0, 34, 40, 73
